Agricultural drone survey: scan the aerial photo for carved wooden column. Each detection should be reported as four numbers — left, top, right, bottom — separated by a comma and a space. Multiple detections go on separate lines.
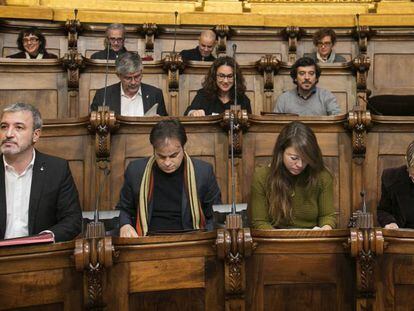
214, 25, 230, 56
216, 213, 256, 310
351, 54, 371, 109
141, 23, 158, 59
162, 53, 185, 116
281, 27, 304, 63
352, 26, 374, 55
256, 55, 280, 112
63, 12, 83, 118
89, 107, 119, 209
347, 212, 384, 311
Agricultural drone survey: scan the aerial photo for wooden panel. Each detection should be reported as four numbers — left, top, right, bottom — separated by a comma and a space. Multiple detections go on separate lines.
130, 288, 205, 311
130, 257, 205, 292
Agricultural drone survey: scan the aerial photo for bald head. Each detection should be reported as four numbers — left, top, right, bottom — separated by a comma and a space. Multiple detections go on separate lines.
198, 30, 216, 58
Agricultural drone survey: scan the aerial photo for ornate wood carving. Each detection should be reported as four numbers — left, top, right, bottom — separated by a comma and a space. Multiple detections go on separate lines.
352, 26, 374, 54
348, 227, 384, 309
141, 23, 158, 55
351, 54, 371, 107
65, 9, 82, 49
221, 107, 249, 157
75, 223, 116, 310
347, 107, 372, 159
162, 52, 185, 92
214, 25, 231, 56
62, 49, 84, 89
256, 54, 281, 92
281, 26, 304, 63
216, 214, 256, 310
89, 106, 119, 162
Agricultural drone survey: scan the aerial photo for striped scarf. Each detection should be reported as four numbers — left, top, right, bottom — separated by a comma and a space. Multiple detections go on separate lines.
135, 152, 206, 236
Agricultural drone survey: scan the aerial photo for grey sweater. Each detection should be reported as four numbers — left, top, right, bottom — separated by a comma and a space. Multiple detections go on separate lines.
273, 87, 341, 116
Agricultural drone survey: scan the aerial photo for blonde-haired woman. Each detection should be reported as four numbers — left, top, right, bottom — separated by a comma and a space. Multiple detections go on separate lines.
249, 121, 336, 230
377, 140, 414, 229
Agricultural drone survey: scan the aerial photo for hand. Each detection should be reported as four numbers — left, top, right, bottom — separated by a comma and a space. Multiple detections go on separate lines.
188, 109, 206, 117
384, 223, 399, 229
120, 224, 139, 238
312, 225, 332, 230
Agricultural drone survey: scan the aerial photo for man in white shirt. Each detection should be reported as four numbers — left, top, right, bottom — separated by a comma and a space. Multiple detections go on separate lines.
91, 52, 167, 116
0, 103, 82, 242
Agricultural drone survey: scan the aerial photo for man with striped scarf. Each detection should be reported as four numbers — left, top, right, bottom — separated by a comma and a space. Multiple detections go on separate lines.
118, 120, 222, 237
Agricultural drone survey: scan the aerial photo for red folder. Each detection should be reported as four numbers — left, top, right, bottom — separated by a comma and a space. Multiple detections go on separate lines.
0, 232, 54, 248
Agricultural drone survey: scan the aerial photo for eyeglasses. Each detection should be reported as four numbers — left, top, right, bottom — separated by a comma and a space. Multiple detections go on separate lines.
23, 37, 39, 44
216, 73, 234, 81
108, 37, 124, 43
121, 72, 142, 83
317, 41, 333, 47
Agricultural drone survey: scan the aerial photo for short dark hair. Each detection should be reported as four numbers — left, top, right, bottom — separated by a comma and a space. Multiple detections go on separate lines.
16, 27, 47, 54
290, 57, 321, 83
150, 120, 187, 147
313, 28, 337, 46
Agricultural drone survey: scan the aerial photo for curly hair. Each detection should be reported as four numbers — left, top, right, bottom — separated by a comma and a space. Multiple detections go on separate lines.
202, 56, 246, 100
16, 27, 46, 54
312, 28, 337, 46
290, 57, 321, 84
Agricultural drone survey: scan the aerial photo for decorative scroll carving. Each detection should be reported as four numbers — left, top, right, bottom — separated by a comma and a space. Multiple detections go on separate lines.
352, 26, 374, 54
141, 23, 158, 55
62, 49, 84, 89
65, 9, 82, 49
351, 54, 371, 93
281, 27, 305, 63
347, 108, 372, 159
348, 228, 384, 305
162, 52, 185, 92
214, 25, 231, 56
75, 222, 116, 310
89, 106, 119, 162
256, 54, 281, 92
216, 214, 256, 309
221, 107, 249, 157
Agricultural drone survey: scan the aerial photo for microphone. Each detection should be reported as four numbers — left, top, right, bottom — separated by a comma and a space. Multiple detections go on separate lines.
173, 11, 178, 54
94, 165, 111, 223
102, 33, 111, 107
232, 44, 238, 107
355, 14, 361, 43
360, 190, 367, 213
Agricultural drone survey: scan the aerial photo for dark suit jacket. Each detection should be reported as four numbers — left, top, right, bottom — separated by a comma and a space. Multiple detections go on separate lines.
0, 150, 82, 242
90, 47, 127, 60
90, 82, 168, 116
117, 157, 221, 232
377, 165, 414, 228
180, 46, 215, 62
7, 51, 58, 59
304, 51, 346, 63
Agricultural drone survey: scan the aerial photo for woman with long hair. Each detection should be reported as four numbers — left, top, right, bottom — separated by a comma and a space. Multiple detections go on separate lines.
8, 27, 57, 59
249, 121, 336, 229
184, 56, 252, 116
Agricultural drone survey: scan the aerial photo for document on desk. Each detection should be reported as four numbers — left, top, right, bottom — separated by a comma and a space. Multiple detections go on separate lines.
144, 103, 158, 116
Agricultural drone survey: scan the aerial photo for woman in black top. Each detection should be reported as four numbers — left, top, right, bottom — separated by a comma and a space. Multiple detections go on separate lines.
184, 56, 252, 116
377, 140, 414, 229
8, 27, 57, 59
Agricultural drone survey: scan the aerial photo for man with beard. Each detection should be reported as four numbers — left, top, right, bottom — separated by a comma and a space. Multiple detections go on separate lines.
91, 23, 128, 60
91, 52, 167, 116
273, 57, 341, 116
0, 103, 82, 242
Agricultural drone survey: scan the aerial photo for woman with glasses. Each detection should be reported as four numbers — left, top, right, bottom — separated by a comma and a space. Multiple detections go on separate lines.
304, 28, 346, 63
184, 56, 252, 116
377, 141, 414, 229
8, 27, 57, 59
249, 121, 336, 230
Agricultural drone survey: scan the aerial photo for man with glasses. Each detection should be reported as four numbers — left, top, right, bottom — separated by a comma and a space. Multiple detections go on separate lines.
305, 28, 346, 63
91, 52, 167, 116
91, 23, 128, 60
273, 57, 341, 116
180, 30, 217, 62
377, 140, 414, 229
